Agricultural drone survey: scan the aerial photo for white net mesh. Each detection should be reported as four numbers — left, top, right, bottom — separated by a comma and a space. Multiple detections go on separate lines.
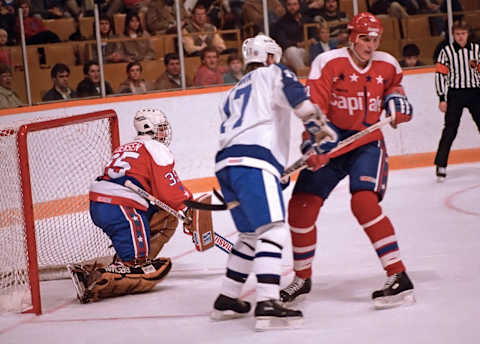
0, 113, 116, 313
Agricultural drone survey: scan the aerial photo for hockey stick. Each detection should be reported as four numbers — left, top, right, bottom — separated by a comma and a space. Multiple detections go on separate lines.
183, 188, 239, 211
280, 117, 393, 183
124, 180, 233, 253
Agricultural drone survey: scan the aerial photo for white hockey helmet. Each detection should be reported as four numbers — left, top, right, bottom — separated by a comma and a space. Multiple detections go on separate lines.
134, 108, 172, 146
242, 34, 282, 67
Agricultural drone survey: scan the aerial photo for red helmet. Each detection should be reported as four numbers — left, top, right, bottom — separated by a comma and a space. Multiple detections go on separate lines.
347, 12, 383, 43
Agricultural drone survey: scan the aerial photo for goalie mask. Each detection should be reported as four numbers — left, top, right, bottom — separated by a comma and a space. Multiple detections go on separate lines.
242, 34, 282, 67
134, 108, 172, 146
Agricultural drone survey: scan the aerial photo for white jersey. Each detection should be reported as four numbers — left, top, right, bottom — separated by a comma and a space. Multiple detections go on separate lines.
215, 63, 309, 177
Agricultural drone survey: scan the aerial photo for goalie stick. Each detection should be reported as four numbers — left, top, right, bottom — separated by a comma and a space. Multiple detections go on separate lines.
183, 188, 239, 211
124, 180, 233, 253
280, 117, 393, 183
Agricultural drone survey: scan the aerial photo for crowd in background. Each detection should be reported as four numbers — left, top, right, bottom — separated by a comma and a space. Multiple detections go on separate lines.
0, 0, 478, 108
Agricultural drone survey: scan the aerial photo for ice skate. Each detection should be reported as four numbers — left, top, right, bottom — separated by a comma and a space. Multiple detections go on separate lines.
254, 300, 303, 331
372, 271, 415, 309
210, 294, 251, 320
66, 264, 91, 304
280, 276, 311, 304
436, 166, 446, 183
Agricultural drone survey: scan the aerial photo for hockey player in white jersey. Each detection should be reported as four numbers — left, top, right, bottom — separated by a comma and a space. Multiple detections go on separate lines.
210, 34, 338, 330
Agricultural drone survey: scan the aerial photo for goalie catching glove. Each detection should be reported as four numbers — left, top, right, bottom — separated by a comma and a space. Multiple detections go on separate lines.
384, 93, 413, 128
183, 194, 215, 252
67, 258, 172, 304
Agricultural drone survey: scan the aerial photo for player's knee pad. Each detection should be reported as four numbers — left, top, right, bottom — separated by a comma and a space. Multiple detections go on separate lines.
80, 258, 172, 302
288, 192, 324, 228
350, 190, 382, 224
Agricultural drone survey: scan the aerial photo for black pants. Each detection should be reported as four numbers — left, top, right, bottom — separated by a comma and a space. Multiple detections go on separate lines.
434, 88, 480, 167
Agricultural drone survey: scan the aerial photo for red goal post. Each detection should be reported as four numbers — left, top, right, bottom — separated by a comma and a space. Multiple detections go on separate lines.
0, 110, 120, 315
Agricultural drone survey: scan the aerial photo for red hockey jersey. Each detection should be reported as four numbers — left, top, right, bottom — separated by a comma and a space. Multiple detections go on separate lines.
89, 136, 192, 211
308, 47, 404, 134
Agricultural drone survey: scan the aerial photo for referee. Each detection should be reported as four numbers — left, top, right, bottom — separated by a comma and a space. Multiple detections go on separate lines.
434, 20, 480, 182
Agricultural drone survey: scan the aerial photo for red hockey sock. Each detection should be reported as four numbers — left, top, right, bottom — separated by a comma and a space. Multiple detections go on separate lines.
351, 191, 405, 276
288, 193, 323, 279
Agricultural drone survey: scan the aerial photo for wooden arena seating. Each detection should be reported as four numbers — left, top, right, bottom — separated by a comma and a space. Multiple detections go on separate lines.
402, 15, 432, 40
42, 18, 77, 41
42, 42, 80, 67
79, 16, 94, 39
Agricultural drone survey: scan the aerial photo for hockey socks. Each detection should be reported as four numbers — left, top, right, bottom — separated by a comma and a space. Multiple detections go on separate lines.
288, 193, 323, 279
351, 191, 405, 276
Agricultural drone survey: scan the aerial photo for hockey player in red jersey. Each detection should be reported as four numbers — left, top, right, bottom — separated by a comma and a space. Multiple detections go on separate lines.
67, 108, 192, 303
280, 12, 415, 309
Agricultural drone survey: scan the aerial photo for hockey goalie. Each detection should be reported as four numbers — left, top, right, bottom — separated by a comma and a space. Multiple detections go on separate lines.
68, 108, 200, 303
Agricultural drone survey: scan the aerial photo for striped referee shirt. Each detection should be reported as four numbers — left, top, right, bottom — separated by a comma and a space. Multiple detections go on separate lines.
435, 41, 480, 101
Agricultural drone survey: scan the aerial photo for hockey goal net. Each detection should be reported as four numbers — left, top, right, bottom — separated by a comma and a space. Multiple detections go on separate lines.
0, 110, 119, 315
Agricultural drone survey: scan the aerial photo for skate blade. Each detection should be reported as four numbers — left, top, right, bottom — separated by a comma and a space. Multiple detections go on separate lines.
210, 309, 249, 321
66, 264, 88, 304
255, 316, 303, 331
436, 176, 445, 183
373, 290, 416, 310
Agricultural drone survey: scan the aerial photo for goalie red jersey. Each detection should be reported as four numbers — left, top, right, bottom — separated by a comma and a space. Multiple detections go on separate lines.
89, 136, 192, 211
308, 47, 404, 133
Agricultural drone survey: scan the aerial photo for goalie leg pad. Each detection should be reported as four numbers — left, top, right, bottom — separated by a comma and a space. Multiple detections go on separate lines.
190, 194, 215, 252
69, 258, 172, 303
148, 210, 179, 259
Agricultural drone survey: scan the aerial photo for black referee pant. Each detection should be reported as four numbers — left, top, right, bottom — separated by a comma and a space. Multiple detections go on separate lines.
434, 88, 480, 167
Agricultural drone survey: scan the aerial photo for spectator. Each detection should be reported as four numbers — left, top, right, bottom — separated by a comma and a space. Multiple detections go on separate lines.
301, 0, 325, 23
0, 29, 10, 66
399, 43, 425, 67
121, 11, 156, 62
103, 0, 150, 18
30, 1, 82, 19
42, 63, 76, 101
193, 47, 224, 86
0, 2, 16, 45
223, 53, 243, 84
309, 19, 337, 64
86, 15, 128, 64
242, 0, 285, 35
271, 0, 313, 72
154, 52, 192, 90
76, 60, 114, 98
369, 0, 419, 20
0, 63, 22, 108
15, 0, 61, 45
145, 0, 182, 35
118, 61, 150, 94
182, 3, 227, 56
317, 0, 348, 44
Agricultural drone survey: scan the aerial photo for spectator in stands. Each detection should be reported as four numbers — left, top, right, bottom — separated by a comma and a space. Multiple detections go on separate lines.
103, 0, 150, 18
271, 0, 313, 73
87, 15, 129, 64
309, 19, 336, 64
0, 63, 22, 108
42, 63, 76, 101
193, 47, 224, 86
118, 61, 150, 94
15, 0, 61, 44
154, 52, 192, 90
145, 0, 182, 35
182, 3, 227, 57
0, 29, 11, 67
317, 0, 348, 45
301, 0, 325, 23
369, 0, 419, 20
399, 43, 425, 68
242, 0, 285, 35
223, 52, 243, 84
0, 2, 16, 45
121, 11, 156, 62
76, 60, 114, 97
30, 1, 82, 20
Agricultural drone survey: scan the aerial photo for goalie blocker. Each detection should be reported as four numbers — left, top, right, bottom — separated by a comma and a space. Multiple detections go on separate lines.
184, 194, 216, 252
